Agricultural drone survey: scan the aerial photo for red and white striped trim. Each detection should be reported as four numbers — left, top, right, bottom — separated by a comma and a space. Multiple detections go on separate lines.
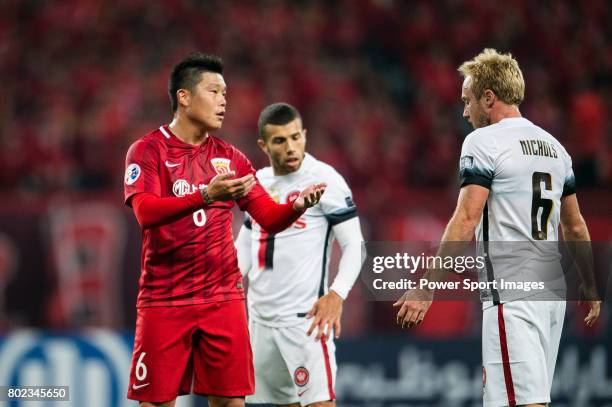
159, 126, 171, 139
497, 304, 516, 407
320, 339, 336, 400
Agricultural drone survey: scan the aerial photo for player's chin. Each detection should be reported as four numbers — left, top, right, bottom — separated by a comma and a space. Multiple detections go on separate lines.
208, 118, 224, 130
284, 158, 301, 172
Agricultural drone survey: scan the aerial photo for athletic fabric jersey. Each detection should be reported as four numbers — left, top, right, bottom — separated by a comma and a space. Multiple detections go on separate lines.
459, 117, 576, 303
124, 125, 268, 307
244, 153, 357, 327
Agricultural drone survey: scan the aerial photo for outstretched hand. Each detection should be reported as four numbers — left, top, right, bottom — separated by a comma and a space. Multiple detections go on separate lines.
579, 284, 601, 327
306, 290, 343, 341
293, 183, 327, 211
205, 171, 256, 202
393, 288, 433, 329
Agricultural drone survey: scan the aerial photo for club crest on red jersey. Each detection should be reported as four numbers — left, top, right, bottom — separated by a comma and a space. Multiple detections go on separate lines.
210, 158, 231, 175
294, 366, 309, 387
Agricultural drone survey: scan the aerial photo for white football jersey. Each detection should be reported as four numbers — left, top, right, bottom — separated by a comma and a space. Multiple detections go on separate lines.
244, 153, 357, 327
459, 117, 576, 303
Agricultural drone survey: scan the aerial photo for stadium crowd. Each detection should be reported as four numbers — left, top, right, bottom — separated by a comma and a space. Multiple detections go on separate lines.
1, 1, 609, 198
0, 0, 609, 334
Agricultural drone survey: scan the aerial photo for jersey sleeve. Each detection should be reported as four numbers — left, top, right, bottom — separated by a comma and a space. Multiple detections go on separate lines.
319, 167, 358, 226
458, 131, 497, 189
561, 148, 576, 197
124, 139, 162, 206
233, 148, 269, 210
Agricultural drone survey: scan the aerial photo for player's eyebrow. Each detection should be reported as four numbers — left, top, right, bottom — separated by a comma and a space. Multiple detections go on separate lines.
205, 83, 227, 90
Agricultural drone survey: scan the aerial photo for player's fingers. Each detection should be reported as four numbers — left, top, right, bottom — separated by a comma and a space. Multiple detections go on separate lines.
210, 171, 235, 185
324, 320, 334, 341
585, 311, 596, 327
334, 319, 341, 339
396, 303, 407, 323
243, 177, 256, 191
319, 319, 332, 341
400, 308, 413, 328
401, 311, 415, 329
226, 174, 253, 187
395, 301, 406, 325
316, 322, 325, 341
306, 303, 318, 319
304, 195, 312, 207
233, 178, 256, 197
408, 308, 420, 326
314, 318, 326, 341
225, 174, 253, 187
307, 319, 318, 336
585, 303, 601, 326
415, 310, 425, 326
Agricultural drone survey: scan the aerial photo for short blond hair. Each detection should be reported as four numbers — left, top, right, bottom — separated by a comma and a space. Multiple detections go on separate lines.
458, 48, 525, 105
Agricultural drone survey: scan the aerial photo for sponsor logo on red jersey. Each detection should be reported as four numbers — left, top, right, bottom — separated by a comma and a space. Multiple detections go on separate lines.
172, 179, 206, 197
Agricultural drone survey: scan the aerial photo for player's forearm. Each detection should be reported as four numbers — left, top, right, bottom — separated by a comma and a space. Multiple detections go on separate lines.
329, 218, 365, 299
131, 192, 206, 229
562, 216, 590, 241
562, 220, 597, 291
245, 194, 304, 234
423, 213, 477, 283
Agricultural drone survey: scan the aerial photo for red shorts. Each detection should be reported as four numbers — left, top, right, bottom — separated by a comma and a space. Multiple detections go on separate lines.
127, 299, 254, 402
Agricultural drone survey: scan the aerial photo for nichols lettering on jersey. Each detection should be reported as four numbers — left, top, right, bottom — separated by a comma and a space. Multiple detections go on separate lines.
519, 139, 558, 158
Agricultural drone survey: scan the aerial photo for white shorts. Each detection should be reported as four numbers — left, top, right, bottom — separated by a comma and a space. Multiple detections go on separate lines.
482, 301, 565, 407
246, 318, 337, 406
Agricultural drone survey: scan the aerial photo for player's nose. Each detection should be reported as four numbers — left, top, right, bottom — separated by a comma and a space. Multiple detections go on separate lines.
286, 140, 297, 153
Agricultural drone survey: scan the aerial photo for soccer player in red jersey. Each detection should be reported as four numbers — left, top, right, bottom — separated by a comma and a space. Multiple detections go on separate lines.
123, 53, 326, 407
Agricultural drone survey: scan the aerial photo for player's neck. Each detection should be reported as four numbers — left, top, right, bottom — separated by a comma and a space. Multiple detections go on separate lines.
168, 117, 209, 146
489, 105, 522, 125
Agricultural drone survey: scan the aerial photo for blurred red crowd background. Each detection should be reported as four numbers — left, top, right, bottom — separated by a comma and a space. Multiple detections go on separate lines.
0, 0, 609, 336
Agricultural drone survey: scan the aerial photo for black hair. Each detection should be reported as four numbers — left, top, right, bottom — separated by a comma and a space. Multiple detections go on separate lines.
168, 52, 224, 112
257, 103, 302, 138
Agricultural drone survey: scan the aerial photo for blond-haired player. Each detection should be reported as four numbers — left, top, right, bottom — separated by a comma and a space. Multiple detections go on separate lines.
395, 49, 601, 407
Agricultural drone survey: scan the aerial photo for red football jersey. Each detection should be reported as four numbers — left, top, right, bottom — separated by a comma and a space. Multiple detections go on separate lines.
124, 125, 268, 307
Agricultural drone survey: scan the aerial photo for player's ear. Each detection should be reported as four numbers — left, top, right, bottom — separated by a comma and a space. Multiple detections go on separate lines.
176, 89, 191, 109
483, 89, 495, 108
257, 138, 269, 155
302, 128, 308, 143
